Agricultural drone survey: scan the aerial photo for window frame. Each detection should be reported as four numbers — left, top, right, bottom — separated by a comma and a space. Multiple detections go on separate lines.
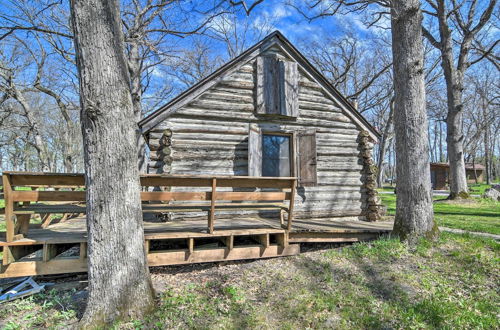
260, 130, 296, 178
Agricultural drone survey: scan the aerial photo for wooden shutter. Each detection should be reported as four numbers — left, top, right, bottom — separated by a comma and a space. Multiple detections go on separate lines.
248, 124, 262, 176
298, 130, 317, 186
256, 56, 280, 115
279, 61, 299, 117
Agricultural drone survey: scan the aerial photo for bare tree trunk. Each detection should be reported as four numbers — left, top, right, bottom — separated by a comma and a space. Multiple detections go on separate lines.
445, 86, 468, 198
15, 93, 51, 172
376, 97, 394, 187
421, 0, 496, 198
483, 101, 491, 185
34, 82, 75, 172
390, 0, 437, 244
70, 0, 154, 326
128, 41, 148, 172
439, 120, 444, 162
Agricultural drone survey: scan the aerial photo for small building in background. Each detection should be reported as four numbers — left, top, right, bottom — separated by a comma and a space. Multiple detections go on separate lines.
430, 163, 485, 190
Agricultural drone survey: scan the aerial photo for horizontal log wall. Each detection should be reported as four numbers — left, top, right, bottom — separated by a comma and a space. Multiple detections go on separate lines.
147, 48, 368, 220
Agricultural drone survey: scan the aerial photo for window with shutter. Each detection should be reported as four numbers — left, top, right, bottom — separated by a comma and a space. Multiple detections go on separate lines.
256, 56, 298, 117
298, 130, 317, 186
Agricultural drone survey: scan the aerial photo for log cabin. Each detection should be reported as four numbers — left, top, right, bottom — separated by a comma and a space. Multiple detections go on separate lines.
0, 32, 391, 278
139, 31, 384, 222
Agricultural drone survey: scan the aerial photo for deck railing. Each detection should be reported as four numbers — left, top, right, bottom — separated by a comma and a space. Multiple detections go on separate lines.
1, 172, 297, 243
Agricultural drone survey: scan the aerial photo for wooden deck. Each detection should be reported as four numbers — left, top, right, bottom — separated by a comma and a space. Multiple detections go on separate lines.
0, 217, 393, 278
0, 172, 393, 278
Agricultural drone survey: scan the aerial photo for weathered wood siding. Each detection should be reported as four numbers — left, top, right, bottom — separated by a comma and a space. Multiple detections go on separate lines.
147, 47, 369, 220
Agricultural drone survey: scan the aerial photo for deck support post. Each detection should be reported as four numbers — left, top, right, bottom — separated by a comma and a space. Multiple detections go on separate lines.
2, 174, 15, 265
2, 174, 14, 243
80, 242, 88, 260
287, 179, 297, 231
208, 178, 217, 234
43, 244, 58, 262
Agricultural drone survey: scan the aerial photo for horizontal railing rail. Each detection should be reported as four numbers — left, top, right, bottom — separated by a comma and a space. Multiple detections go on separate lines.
1, 172, 297, 250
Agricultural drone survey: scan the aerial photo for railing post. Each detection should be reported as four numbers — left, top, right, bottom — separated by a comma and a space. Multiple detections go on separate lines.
2, 173, 15, 265
287, 179, 297, 231
2, 174, 14, 242
209, 177, 217, 234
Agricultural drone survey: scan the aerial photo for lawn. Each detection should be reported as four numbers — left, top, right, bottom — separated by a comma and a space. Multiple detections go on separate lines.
468, 183, 495, 195
379, 193, 500, 235
379, 183, 495, 195
0, 232, 498, 329
1, 188, 499, 329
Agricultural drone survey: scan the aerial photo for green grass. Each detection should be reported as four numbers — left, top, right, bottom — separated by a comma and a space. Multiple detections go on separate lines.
468, 183, 495, 195
378, 183, 496, 195
380, 193, 500, 235
1, 233, 498, 328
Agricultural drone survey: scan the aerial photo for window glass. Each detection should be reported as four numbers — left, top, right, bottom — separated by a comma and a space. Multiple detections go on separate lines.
262, 134, 291, 177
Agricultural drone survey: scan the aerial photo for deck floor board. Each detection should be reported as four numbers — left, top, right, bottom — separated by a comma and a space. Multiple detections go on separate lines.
1, 216, 393, 245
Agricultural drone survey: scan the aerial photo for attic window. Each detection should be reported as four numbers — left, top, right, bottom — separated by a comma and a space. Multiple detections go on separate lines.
256, 56, 299, 117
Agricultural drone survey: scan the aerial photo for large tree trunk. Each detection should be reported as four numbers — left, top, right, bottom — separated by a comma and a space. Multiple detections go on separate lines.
483, 101, 491, 185
390, 0, 437, 244
444, 76, 468, 198
70, 0, 154, 326
436, 0, 468, 198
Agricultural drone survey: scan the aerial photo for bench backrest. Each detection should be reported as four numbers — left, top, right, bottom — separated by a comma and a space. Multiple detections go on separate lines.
2, 173, 296, 204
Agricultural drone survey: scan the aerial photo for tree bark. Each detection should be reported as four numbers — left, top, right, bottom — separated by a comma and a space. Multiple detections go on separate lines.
435, 0, 469, 198
390, 0, 437, 244
70, 0, 154, 326
376, 97, 394, 187
128, 41, 148, 173
483, 98, 491, 185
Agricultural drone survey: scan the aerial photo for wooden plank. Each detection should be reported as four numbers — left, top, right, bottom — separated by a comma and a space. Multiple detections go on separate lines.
209, 178, 217, 234
2, 174, 15, 258
255, 56, 265, 114
15, 214, 31, 237
188, 238, 194, 254
287, 179, 297, 231
40, 214, 52, 229
0, 245, 300, 278
248, 124, 262, 177
79, 242, 87, 260
141, 191, 210, 201
144, 228, 285, 240
11, 191, 85, 202
280, 60, 299, 117
222, 235, 234, 250
8, 173, 85, 186
215, 191, 290, 201
255, 234, 269, 248
0, 258, 87, 278
147, 244, 300, 267
276, 232, 289, 248
42, 244, 58, 262
298, 131, 318, 186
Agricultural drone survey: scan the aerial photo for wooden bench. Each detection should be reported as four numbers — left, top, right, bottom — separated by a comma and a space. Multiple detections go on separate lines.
1, 172, 297, 243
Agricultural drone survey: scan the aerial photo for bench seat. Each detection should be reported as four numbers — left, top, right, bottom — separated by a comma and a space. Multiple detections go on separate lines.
13, 202, 288, 215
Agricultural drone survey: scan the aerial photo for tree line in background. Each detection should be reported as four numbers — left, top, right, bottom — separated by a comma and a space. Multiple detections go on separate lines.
1, 0, 498, 188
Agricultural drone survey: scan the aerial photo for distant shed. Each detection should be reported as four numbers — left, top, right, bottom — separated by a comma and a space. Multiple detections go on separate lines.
139, 31, 383, 222
430, 163, 485, 190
